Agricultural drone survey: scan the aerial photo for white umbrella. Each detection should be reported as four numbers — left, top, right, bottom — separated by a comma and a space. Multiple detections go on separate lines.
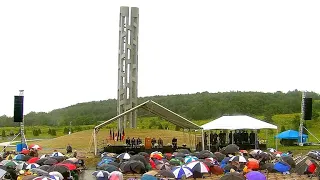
26, 163, 40, 170
229, 156, 247, 163
92, 170, 109, 178
116, 153, 131, 160
51, 152, 64, 157
49, 171, 64, 180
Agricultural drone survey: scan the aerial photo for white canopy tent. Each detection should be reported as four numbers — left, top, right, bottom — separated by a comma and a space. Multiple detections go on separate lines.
201, 115, 278, 130
200, 115, 278, 150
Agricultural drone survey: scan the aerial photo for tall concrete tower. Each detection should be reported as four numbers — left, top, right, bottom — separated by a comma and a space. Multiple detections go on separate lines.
117, 6, 139, 130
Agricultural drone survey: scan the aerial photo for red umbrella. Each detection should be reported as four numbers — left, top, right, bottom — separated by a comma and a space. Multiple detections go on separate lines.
149, 159, 156, 169
29, 144, 42, 150
57, 163, 77, 170
27, 157, 40, 164
21, 149, 30, 155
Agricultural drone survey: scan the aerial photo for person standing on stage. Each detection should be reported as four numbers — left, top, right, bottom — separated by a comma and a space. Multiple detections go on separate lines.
249, 131, 256, 144
126, 137, 131, 146
151, 137, 156, 148
137, 137, 142, 145
158, 138, 163, 148
204, 132, 208, 147
172, 137, 178, 151
131, 137, 136, 148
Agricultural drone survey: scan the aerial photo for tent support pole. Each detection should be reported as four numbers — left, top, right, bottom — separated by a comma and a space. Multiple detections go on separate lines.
201, 129, 205, 151
255, 130, 258, 149
208, 131, 211, 152
275, 128, 278, 150
93, 128, 97, 156
303, 126, 320, 143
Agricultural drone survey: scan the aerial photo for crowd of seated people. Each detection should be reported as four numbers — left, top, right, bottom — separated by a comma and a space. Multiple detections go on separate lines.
125, 137, 142, 147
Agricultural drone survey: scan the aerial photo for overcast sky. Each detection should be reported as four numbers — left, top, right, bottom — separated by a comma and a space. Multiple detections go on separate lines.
1, 0, 319, 116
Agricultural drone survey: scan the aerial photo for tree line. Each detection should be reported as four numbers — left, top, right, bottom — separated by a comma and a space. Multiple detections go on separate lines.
0, 90, 320, 127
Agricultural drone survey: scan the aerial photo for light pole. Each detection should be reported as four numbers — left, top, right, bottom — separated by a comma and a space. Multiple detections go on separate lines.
19, 90, 27, 146
69, 121, 72, 135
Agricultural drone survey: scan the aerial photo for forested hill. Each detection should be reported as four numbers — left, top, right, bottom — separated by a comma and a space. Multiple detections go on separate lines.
1, 90, 320, 127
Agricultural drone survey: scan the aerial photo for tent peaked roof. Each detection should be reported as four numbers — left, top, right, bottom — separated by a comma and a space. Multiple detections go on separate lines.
275, 130, 308, 139
95, 100, 202, 130
201, 115, 277, 130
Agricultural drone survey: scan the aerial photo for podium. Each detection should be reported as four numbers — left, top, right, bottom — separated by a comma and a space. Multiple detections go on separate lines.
145, 137, 152, 149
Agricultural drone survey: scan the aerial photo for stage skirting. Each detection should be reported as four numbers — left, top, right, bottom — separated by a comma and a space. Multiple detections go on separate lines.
102, 145, 190, 154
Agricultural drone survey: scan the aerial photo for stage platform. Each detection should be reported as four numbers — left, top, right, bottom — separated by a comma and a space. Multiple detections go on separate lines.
199, 143, 267, 152
101, 145, 191, 154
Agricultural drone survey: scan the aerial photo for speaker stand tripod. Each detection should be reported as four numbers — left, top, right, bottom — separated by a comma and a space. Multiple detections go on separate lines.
19, 90, 27, 147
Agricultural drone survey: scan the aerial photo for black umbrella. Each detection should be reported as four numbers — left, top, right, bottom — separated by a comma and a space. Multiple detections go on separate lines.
60, 160, 74, 164
199, 152, 215, 159
214, 152, 226, 162
30, 168, 49, 176
138, 152, 149, 158
121, 160, 146, 174
258, 152, 274, 161
223, 164, 238, 172
158, 170, 175, 178
38, 165, 51, 171
220, 172, 246, 180
108, 161, 120, 167
98, 164, 119, 173
47, 165, 69, 174
51, 156, 65, 162
282, 156, 296, 168
222, 144, 239, 155
191, 152, 201, 158
260, 163, 275, 172
179, 149, 190, 155
129, 155, 148, 166
23, 155, 32, 161
36, 158, 49, 165
173, 152, 185, 157
43, 158, 58, 165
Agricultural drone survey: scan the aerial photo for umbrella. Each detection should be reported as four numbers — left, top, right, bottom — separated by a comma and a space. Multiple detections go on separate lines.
29, 144, 42, 150
26, 163, 40, 170
273, 161, 291, 172
98, 158, 114, 167
50, 156, 65, 162
32, 176, 58, 180
209, 165, 224, 175
229, 156, 247, 163
117, 153, 131, 160
246, 171, 266, 180
222, 144, 239, 154
38, 165, 51, 171
246, 160, 259, 170
169, 158, 182, 166
0, 160, 10, 165
204, 158, 219, 165
23, 155, 32, 161
156, 162, 171, 171
109, 171, 123, 180
108, 161, 120, 167
172, 152, 185, 157
0, 168, 6, 178
49, 171, 64, 180
179, 149, 190, 154
120, 160, 146, 174
47, 165, 69, 174
16, 162, 28, 170
21, 149, 30, 155
14, 154, 25, 161
138, 152, 149, 157
30, 168, 50, 176
37, 158, 49, 165
158, 169, 175, 178
184, 156, 198, 163
43, 159, 58, 165
98, 164, 119, 172
220, 172, 246, 180
92, 170, 109, 178
282, 156, 296, 168
260, 162, 274, 171
214, 152, 226, 162
141, 174, 157, 180
186, 161, 209, 173
223, 164, 238, 172
51, 152, 64, 157
129, 155, 148, 166
164, 153, 172, 160
57, 163, 77, 171
22, 175, 39, 180
27, 157, 40, 164
171, 166, 193, 179
66, 158, 78, 163
4, 161, 18, 168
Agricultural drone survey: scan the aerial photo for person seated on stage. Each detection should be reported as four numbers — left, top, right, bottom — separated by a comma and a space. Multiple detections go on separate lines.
172, 137, 178, 150
136, 137, 142, 145
210, 132, 214, 145
158, 138, 163, 148
243, 130, 249, 143
204, 132, 208, 146
249, 131, 256, 144
151, 137, 157, 148
131, 137, 136, 148
126, 137, 131, 146
229, 132, 233, 144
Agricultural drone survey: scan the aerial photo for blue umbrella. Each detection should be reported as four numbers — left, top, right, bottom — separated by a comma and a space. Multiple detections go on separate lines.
172, 166, 193, 179
246, 171, 266, 180
274, 162, 290, 172
13, 154, 25, 161
141, 174, 157, 180
97, 158, 114, 167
